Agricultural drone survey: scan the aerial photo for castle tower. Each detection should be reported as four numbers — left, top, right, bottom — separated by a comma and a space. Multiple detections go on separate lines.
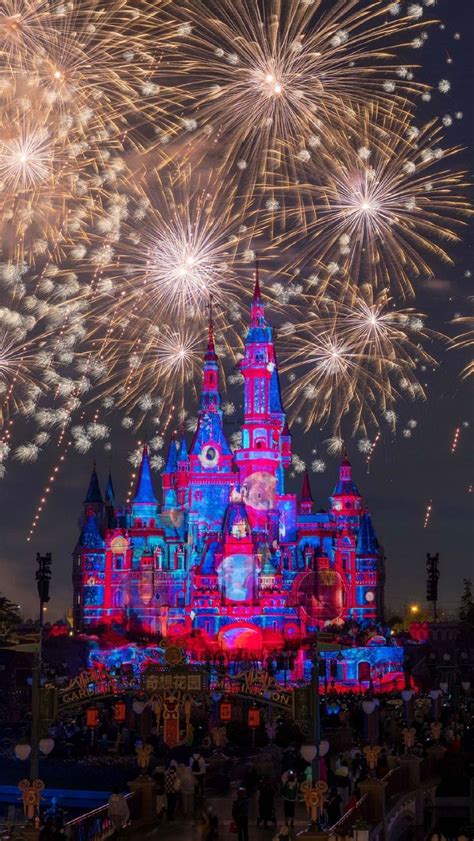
82, 460, 103, 519
234, 269, 292, 524
188, 304, 234, 539
355, 505, 384, 620
162, 434, 179, 510
132, 445, 159, 527
330, 452, 362, 519
105, 470, 117, 528
299, 470, 314, 515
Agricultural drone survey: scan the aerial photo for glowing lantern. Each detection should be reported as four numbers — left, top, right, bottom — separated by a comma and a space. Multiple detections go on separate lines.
248, 708, 260, 729
15, 744, 32, 761
39, 738, 55, 755
114, 701, 127, 723
219, 701, 232, 722
86, 707, 99, 728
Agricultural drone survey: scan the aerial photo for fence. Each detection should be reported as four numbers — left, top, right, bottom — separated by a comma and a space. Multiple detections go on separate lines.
65, 792, 138, 841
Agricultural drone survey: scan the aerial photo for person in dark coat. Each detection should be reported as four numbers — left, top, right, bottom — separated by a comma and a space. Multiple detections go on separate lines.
232, 787, 249, 841
258, 776, 275, 828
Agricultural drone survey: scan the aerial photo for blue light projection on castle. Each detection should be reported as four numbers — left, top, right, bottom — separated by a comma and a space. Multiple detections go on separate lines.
73, 276, 385, 652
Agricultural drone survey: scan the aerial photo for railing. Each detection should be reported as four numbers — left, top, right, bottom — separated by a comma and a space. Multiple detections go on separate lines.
420, 752, 439, 782
329, 792, 370, 838
384, 764, 410, 804
65, 792, 137, 841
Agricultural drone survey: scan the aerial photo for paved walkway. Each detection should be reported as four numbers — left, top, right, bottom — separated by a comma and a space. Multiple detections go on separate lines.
130, 793, 311, 840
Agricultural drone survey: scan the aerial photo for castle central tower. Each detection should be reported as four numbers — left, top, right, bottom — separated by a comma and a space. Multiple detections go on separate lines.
234, 270, 292, 527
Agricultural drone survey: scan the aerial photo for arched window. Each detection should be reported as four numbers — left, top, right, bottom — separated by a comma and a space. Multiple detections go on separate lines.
358, 661, 371, 682
114, 589, 123, 608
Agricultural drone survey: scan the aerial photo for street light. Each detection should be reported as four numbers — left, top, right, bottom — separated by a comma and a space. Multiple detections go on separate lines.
15, 738, 54, 761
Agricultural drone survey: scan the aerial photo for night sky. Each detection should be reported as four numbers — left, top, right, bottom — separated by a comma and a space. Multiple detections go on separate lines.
0, 0, 472, 622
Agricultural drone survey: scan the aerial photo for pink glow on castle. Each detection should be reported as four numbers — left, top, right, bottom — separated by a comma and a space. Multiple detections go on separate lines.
73, 276, 385, 651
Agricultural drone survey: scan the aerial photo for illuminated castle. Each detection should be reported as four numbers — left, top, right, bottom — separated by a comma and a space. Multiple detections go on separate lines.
73, 278, 385, 650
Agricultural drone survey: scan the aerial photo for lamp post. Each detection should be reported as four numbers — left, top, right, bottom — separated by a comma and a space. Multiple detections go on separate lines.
30, 552, 52, 784
311, 646, 321, 784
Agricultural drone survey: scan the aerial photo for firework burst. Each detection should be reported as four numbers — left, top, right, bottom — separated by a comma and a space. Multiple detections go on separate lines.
274, 106, 471, 296
281, 282, 438, 435
84, 164, 261, 334
161, 0, 431, 208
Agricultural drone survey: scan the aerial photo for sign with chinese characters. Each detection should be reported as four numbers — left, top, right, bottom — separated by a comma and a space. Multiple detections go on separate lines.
143, 669, 206, 694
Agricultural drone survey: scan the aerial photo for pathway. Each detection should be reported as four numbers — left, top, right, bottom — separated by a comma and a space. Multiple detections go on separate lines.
129, 793, 311, 840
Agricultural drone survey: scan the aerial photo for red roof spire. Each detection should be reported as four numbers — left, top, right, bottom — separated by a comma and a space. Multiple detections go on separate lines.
204, 296, 217, 361
301, 469, 313, 502
253, 255, 261, 303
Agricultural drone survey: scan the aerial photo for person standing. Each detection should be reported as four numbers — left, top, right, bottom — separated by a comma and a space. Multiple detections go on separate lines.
232, 787, 249, 841
281, 771, 298, 828
165, 761, 180, 820
258, 776, 275, 828
153, 766, 167, 822
178, 763, 197, 817
189, 750, 206, 795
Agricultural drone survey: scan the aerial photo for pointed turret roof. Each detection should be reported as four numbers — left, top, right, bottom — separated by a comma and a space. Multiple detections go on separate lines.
204, 297, 217, 362
105, 472, 115, 507
163, 435, 178, 473
133, 445, 158, 504
178, 437, 188, 461
357, 508, 379, 555
269, 362, 285, 415
332, 452, 360, 497
253, 257, 262, 303
248, 260, 270, 337
78, 508, 104, 549
84, 460, 103, 504
301, 470, 313, 503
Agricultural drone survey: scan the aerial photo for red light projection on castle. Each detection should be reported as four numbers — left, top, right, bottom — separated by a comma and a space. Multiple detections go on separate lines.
73, 274, 385, 650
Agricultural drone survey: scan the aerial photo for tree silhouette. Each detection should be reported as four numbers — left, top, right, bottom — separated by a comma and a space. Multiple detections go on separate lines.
0, 594, 21, 643
458, 579, 474, 625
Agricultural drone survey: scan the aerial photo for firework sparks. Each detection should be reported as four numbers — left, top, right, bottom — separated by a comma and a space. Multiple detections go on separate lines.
161, 0, 431, 209
274, 107, 471, 296
281, 282, 438, 436
450, 426, 461, 453
423, 499, 433, 529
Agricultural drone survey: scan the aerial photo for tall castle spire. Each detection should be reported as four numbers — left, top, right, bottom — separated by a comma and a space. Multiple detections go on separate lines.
133, 445, 158, 505
190, 301, 232, 460
199, 298, 221, 415
84, 459, 102, 505
235, 265, 292, 502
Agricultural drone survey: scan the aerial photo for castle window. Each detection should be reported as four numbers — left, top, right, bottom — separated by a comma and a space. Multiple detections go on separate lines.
345, 502, 352, 510
149, 519, 155, 528
114, 589, 123, 608
114, 555, 123, 570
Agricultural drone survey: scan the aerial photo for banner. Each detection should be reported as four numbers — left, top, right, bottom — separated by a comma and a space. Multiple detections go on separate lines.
163, 695, 180, 747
